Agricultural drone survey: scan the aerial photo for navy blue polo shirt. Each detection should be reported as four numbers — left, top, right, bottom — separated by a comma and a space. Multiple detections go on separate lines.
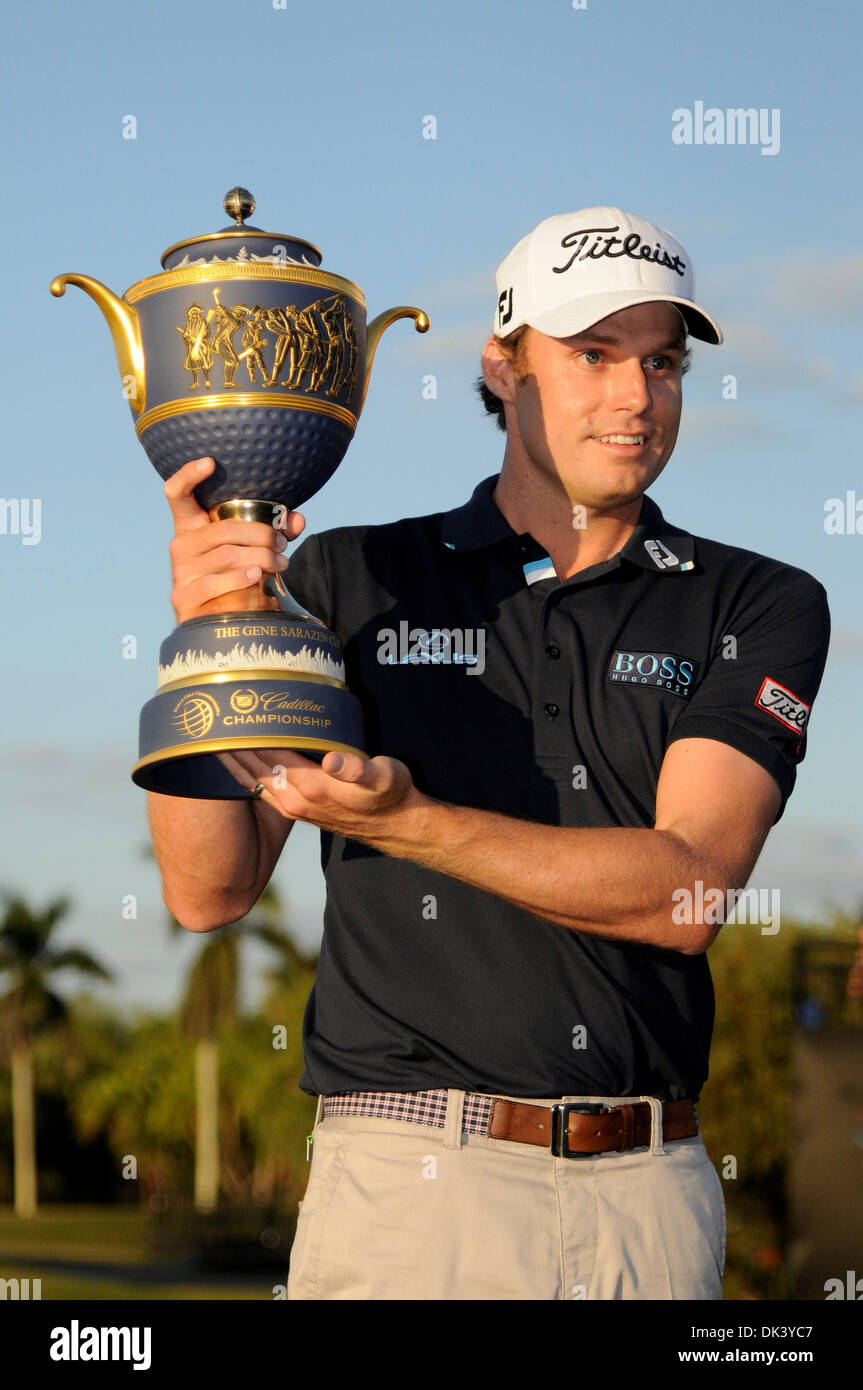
285, 473, 831, 1101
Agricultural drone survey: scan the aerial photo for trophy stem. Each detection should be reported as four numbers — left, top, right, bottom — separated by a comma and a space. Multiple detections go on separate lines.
204, 496, 324, 623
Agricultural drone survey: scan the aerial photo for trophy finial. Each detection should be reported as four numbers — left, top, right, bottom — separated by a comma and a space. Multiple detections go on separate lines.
224, 187, 255, 226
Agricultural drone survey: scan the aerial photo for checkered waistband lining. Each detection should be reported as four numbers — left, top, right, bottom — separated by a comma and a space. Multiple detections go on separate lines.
323, 1089, 496, 1132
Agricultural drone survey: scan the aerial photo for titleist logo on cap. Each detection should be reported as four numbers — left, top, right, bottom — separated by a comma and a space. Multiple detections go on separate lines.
552, 224, 687, 278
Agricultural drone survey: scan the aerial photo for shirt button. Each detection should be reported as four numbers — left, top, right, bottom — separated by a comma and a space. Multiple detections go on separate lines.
543, 702, 560, 720
545, 644, 561, 659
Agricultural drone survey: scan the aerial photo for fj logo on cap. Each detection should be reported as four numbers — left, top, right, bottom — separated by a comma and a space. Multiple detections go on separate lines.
607, 650, 699, 698
755, 677, 810, 735
497, 287, 513, 328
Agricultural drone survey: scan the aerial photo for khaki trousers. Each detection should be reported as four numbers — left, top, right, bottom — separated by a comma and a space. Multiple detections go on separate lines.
287, 1089, 726, 1301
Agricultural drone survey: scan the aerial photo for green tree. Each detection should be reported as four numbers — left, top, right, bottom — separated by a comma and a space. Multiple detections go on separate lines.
69, 1007, 196, 1202
699, 911, 861, 1298
168, 882, 307, 1211
0, 893, 112, 1217
220, 941, 319, 1207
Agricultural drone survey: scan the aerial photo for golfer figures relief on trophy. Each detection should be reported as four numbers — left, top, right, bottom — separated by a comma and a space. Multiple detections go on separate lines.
51, 187, 429, 798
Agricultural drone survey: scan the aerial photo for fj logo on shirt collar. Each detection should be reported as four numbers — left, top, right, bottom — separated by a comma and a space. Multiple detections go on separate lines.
607, 649, 699, 698
644, 538, 680, 569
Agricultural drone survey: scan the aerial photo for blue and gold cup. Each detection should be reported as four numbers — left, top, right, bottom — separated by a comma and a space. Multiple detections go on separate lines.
52, 187, 428, 797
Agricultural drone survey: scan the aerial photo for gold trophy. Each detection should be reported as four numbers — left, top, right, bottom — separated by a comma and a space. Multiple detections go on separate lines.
52, 188, 428, 796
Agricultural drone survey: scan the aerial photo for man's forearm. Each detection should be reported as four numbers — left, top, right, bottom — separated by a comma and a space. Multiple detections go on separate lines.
366, 794, 715, 954
147, 792, 273, 931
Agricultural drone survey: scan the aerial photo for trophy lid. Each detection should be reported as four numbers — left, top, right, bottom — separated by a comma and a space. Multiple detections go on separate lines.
160, 187, 323, 272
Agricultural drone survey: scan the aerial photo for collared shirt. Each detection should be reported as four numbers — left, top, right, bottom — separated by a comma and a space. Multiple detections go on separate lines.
285, 474, 831, 1101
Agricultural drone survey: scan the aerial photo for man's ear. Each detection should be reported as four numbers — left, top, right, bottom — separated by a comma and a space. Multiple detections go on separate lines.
481, 336, 518, 405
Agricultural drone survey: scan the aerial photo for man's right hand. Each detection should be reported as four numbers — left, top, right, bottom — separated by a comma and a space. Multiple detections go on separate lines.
165, 456, 306, 622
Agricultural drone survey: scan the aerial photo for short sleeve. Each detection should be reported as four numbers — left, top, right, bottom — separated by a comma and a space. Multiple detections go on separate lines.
283, 531, 332, 629
666, 571, 831, 824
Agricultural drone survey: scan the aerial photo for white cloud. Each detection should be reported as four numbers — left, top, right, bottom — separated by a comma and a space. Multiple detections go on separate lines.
828, 627, 863, 659
412, 265, 497, 306
400, 321, 489, 362
676, 404, 793, 448
0, 744, 136, 802
700, 249, 863, 325
753, 821, 863, 922
768, 253, 863, 316
707, 318, 832, 386
829, 375, 863, 407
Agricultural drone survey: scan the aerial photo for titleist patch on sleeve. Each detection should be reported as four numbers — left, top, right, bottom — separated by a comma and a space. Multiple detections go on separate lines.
754, 676, 811, 735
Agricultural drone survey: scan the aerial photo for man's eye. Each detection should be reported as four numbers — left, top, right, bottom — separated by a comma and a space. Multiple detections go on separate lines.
647, 355, 671, 370
582, 349, 602, 364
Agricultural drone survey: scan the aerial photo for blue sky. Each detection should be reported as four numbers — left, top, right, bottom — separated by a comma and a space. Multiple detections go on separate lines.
2, 0, 861, 1010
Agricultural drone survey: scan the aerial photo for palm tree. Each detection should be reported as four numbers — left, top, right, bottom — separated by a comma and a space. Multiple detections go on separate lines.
0, 893, 112, 1217
168, 882, 303, 1212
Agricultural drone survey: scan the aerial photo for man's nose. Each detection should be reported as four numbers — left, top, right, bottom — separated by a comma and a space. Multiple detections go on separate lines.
608, 359, 652, 414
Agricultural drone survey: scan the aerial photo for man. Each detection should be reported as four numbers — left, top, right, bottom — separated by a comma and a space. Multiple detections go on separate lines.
149, 207, 831, 1300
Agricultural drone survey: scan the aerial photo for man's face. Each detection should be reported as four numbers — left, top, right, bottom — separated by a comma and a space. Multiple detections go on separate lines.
484, 301, 687, 510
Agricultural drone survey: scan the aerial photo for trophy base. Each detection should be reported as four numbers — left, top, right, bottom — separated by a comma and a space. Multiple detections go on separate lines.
131, 610, 368, 799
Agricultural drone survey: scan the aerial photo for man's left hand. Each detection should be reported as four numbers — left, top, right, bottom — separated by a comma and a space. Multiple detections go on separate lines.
217, 748, 424, 847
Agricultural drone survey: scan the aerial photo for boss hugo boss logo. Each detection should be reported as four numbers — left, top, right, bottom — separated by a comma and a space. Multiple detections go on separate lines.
607, 649, 699, 697
377, 623, 486, 675
754, 677, 810, 736
552, 225, 686, 278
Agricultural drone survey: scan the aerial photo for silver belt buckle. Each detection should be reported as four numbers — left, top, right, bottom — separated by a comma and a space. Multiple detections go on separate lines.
550, 1102, 606, 1158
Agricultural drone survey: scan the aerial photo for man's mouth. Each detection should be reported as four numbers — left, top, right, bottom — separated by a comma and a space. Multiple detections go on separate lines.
593, 433, 647, 446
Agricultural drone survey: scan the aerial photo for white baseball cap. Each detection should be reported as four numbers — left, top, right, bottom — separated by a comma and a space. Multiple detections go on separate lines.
493, 207, 722, 345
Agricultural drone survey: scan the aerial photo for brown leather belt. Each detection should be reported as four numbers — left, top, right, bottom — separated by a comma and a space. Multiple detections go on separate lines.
323, 1091, 698, 1158
489, 1098, 697, 1157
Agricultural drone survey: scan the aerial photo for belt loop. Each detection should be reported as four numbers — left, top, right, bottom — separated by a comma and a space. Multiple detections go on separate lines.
635, 1095, 666, 1155
443, 1089, 466, 1149
306, 1093, 325, 1162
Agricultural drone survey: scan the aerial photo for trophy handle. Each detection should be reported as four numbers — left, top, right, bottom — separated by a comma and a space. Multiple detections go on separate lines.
361, 305, 429, 412
50, 274, 146, 416
263, 568, 325, 624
